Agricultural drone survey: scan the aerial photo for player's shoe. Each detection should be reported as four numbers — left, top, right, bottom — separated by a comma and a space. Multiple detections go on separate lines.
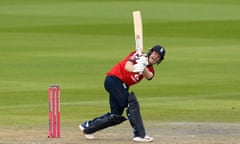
133, 135, 154, 142
79, 123, 95, 140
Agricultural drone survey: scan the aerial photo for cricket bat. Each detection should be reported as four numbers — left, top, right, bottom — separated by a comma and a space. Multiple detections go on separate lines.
133, 10, 143, 56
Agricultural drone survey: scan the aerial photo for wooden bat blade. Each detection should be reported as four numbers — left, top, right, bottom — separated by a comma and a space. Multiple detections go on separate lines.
133, 10, 143, 55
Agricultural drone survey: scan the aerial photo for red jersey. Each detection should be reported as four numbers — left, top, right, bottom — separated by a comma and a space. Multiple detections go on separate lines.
106, 51, 154, 86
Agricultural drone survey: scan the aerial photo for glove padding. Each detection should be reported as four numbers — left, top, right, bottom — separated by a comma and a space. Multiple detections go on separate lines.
133, 63, 145, 73
136, 55, 148, 66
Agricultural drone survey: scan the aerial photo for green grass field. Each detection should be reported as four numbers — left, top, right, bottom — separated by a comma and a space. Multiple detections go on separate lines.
0, 0, 240, 131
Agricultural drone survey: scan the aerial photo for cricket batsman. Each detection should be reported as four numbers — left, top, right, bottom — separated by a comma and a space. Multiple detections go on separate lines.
79, 45, 166, 142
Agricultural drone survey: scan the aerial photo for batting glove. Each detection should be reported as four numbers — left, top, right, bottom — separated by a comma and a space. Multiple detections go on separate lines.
136, 55, 148, 66
133, 62, 145, 73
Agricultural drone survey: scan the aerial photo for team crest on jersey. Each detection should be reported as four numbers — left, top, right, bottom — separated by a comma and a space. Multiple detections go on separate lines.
131, 74, 140, 82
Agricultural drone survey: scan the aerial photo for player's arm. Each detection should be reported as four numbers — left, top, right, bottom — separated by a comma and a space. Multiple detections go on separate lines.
125, 61, 153, 80
143, 67, 154, 80
125, 61, 135, 72
125, 56, 146, 72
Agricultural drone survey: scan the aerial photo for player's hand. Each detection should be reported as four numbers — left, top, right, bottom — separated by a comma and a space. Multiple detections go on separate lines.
136, 55, 148, 66
133, 62, 145, 72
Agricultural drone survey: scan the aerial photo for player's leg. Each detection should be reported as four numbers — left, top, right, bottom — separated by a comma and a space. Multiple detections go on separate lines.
79, 76, 128, 138
105, 76, 129, 115
126, 91, 154, 142
80, 112, 126, 134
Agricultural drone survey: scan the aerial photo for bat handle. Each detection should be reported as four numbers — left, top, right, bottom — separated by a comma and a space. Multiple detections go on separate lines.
135, 37, 143, 55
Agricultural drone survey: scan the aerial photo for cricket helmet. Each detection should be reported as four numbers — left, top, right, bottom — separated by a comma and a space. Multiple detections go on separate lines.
148, 45, 166, 64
